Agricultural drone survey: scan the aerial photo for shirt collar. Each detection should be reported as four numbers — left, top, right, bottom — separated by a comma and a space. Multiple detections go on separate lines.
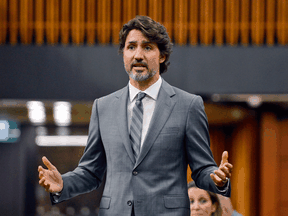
129, 76, 162, 102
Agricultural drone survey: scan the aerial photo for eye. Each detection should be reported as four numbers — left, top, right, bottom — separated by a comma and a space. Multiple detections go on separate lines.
144, 45, 152, 51
199, 198, 208, 204
127, 45, 135, 50
190, 199, 194, 204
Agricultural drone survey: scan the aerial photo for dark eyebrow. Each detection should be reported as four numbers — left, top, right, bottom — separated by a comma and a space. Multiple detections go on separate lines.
127, 40, 152, 45
142, 41, 152, 45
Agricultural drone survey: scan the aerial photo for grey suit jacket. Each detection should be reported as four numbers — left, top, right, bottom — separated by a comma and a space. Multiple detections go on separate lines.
53, 80, 231, 216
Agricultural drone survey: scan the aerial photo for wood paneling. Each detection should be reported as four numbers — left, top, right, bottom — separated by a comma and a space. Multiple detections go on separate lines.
19, 0, 33, 44
188, 0, 199, 45
240, 0, 250, 45
46, 0, 60, 44
226, 0, 240, 45
200, 0, 214, 45
61, 0, 70, 45
8, 0, 18, 44
279, 119, 288, 215
112, 0, 121, 44
163, 0, 173, 39
260, 114, 288, 216
260, 113, 280, 216
215, 0, 224, 45
122, 0, 136, 26
35, 0, 44, 45
148, 0, 162, 23
1, 0, 288, 45
277, 0, 288, 45
230, 118, 258, 215
174, 0, 188, 45
251, 0, 265, 45
97, 0, 111, 44
0, 0, 7, 44
71, 0, 85, 45
266, 0, 276, 46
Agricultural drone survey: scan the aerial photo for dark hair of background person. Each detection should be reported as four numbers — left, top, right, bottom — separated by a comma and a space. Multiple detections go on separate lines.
118, 15, 173, 74
188, 181, 222, 216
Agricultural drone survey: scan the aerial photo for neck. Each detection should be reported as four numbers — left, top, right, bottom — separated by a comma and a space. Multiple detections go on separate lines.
130, 73, 160, 91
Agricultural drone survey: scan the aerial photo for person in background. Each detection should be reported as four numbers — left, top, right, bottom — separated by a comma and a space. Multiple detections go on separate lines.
188, 181, 222, 216
217, 195, 243, 216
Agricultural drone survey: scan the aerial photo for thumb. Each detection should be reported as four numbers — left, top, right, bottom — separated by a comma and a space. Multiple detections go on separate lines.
42, 156, 55, 171
221, 151, 228, 166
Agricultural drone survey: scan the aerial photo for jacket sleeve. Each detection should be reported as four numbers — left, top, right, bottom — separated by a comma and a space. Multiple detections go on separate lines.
185, 95, 231, 197
51, 99, 107, 204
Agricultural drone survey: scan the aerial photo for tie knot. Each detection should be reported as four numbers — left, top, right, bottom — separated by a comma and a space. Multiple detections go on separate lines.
137, 92, 146, 101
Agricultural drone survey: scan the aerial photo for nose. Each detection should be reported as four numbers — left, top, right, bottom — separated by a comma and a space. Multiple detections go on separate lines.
134, 47, 144, 60
190, 201, 200, 210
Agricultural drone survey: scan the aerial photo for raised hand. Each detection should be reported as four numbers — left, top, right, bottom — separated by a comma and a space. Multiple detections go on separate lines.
210, 151, 233, 188
38, 156, 63, 193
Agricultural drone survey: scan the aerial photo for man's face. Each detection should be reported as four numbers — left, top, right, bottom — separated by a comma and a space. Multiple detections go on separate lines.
123, 29, 165, 82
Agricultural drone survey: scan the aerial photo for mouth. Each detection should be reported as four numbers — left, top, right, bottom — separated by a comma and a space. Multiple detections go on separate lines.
132, 63, 147, 70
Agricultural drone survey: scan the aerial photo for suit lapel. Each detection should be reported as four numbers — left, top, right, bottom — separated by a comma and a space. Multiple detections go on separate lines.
116, 85, 136, 164
134, 80, 176, 169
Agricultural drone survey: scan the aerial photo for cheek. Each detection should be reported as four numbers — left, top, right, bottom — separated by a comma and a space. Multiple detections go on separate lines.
123, 56, 132, 69
201, 203, 213, 213
147, 58, 160, 69
123, 52, 133, 62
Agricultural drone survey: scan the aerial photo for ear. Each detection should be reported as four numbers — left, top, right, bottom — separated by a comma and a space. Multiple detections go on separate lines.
159, 54, 166, 63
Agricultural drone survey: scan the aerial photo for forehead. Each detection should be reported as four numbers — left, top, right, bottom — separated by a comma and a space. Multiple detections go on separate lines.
188, 188, 210, 199
125, 29, 150, 44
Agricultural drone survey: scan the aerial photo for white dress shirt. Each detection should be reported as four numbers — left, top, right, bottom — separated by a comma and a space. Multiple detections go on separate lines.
128, 76, 162, 148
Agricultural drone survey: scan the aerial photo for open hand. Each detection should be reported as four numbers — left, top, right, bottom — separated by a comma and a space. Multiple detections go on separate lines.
38, 156, 63, 193
210, 151, 233, 187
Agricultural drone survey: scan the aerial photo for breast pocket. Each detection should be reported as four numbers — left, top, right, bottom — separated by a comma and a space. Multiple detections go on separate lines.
160, 127, 179, 135
157, 127, 183, 162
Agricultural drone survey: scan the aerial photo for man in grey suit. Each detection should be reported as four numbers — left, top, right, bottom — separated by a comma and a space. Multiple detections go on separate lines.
38, 16, 233, 216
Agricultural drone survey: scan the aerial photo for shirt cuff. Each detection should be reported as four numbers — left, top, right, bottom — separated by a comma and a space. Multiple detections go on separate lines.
51, 191, 62, 203
215, 178, 230, 193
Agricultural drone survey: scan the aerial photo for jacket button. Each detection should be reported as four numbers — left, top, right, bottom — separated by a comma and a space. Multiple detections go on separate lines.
132, 171, 138, 176
127, 200, 132, 206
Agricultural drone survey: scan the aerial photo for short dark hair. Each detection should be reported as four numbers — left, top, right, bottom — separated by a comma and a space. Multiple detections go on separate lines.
188, 181, 222, 216
118, 16, 173, 74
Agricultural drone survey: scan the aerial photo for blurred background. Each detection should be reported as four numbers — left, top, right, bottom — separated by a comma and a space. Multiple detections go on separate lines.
0, 0, 288, 215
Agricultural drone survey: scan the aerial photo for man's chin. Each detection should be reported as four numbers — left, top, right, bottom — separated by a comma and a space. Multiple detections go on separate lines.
126, 68, 157, 82
130, 74, 150, 82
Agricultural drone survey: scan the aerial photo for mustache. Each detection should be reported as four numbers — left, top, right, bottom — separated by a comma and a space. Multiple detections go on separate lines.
131, 61, 148, 69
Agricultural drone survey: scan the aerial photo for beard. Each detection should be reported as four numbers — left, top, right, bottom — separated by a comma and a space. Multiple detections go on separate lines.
125, 65, 157, 82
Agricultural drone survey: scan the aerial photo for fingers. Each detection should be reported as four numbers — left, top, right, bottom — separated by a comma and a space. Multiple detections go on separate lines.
214, 169, 227, 181
38, 166, 46, 180
220, 151, 229, 166
39, 176, 62, 193
39, 177, 51, 192
210, 173, 221, 182
38, 165, 44, 173
210, 172, 227, 188
211, 158, 233, 188
39, 170, 44, 179
220, 163, 233, 178
210, 173, 224, 187
42, 156, 56, 171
